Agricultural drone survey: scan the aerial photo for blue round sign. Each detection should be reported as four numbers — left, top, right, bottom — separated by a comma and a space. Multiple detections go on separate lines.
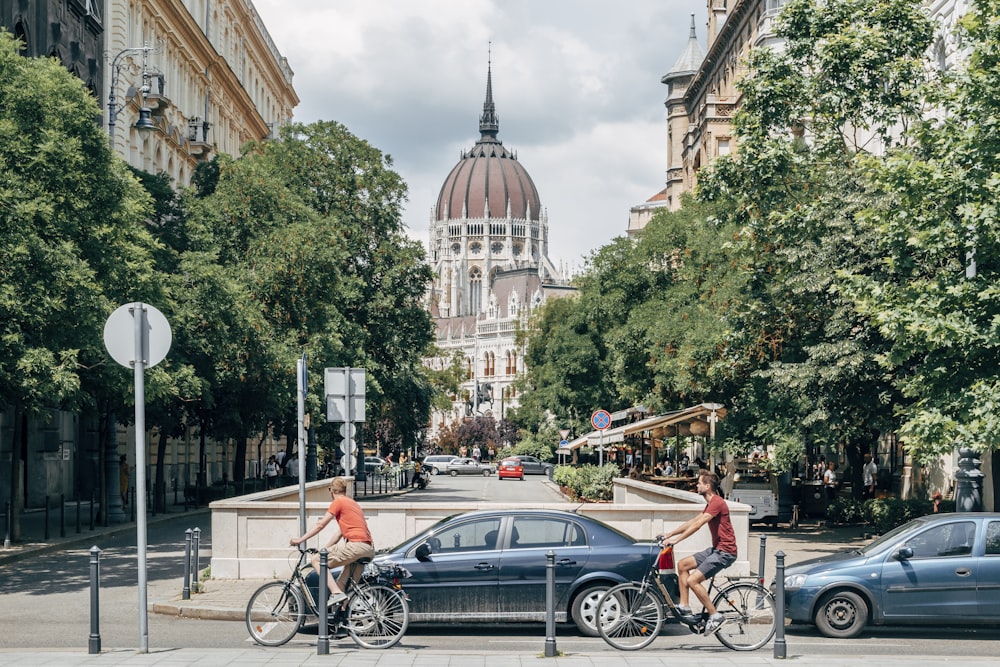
591, 409, 611, 430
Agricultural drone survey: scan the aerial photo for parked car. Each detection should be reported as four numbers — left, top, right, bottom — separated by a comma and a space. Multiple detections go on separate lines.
363, 509, 668, 636
363, 456, 386, 472
781, 512, 1000, 638
421, 454, 458, 475
497, 457, 524, 480
445, 457, 494, 476
509, 455, 554, 476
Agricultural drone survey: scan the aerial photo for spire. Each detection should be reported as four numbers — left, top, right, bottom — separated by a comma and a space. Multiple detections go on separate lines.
479, 43, 500, 141
662, 14, 704, 82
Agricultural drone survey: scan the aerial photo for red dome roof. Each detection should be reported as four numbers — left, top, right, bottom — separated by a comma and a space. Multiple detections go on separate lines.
434, 65, 541, 223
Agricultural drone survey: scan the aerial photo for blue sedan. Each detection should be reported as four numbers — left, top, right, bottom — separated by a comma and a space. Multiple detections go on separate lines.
782, 512, 1000, 638
368, 509, 667, 636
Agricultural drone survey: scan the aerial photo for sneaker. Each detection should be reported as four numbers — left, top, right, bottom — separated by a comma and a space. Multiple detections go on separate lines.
328, 591, 347, 606
703, 613, 727, 636
675, 606, 700, 625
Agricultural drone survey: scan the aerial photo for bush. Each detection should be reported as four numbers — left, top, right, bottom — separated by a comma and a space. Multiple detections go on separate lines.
826, 496, 951, 534
553, 463, 618, 501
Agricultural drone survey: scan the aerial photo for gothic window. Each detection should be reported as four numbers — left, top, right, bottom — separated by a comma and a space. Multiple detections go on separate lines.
469, 241, 482, 254
509, 291, 519, 318
469, 267, 482, 314
488, 294, 498, 319
491, 241, 503, 254
512, 243, 523, 256
505, 350, 513, 375
451, 242, 461, 255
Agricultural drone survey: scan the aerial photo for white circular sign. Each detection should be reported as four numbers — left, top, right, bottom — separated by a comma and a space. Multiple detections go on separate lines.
339, 441, 357, 456
103, 302, 172, 368
339, 422, 356, 439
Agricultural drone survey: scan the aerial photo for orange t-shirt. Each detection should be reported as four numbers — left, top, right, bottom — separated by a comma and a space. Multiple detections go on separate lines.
328, 495, 373, 544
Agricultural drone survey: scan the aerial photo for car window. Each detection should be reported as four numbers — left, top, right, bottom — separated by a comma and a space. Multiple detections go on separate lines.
903, 521, 976, 558
986, 521, 1000, 555
507, 517, 586, 549
431, 518, 502, 554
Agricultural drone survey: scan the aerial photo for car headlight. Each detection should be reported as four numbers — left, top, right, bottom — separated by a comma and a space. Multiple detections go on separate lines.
784, 573, 808, 591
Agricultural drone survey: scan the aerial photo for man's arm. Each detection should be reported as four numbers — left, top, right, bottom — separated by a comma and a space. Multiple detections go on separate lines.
662, 512, 713, 546
290, 511, 335, 546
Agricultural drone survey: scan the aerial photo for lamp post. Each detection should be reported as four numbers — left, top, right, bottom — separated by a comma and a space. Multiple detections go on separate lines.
107, 43, 157, 145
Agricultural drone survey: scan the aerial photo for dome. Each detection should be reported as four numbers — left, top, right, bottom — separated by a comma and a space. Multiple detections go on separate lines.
435, 67, 542, 222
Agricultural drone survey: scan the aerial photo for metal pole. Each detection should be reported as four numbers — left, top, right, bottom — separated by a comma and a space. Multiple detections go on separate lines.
133, 303, 150, 653
544, 550, 557, 657
4, 501, 10, 548
774, 551, 787, 659
192, 527, 201, 593
88, 546, 102, 654
297, 358, 307, 535
317, 549, 330, 655
758, 534, 767, 585
182, 529, 192, 600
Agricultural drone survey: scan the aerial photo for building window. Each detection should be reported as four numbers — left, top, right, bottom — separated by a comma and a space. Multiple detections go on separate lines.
469, 267, 482, 314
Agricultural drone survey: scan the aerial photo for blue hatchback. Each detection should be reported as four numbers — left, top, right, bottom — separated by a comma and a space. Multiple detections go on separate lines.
365, 509, 667, 636
782, 512, 1000, 637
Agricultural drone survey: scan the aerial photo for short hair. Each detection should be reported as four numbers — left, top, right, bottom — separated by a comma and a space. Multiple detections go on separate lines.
699, 470, 721, 493
329, 477, 348, 495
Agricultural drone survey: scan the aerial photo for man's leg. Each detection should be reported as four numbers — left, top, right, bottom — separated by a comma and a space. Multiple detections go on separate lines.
676, 555, 697, 608
685, 568, 716, 616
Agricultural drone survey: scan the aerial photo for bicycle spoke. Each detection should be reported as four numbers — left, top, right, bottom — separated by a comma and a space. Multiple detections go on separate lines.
712, 582, 776, 651
345, 585, 409, 649
246, 581, 304, 647
597, 584, 663, 651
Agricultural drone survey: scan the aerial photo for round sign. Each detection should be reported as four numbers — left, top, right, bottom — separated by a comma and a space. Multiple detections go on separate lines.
339, 441, 357, 456
103, 302, 172, 369
591, 409, 611, 430
339, 422, 356, 439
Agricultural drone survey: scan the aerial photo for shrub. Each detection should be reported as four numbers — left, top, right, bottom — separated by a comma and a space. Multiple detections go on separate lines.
553, 463, 618, 501
826, 496, 948, 534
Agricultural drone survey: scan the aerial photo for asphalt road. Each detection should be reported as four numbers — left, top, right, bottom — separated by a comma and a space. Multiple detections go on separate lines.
1, 475, 998, 659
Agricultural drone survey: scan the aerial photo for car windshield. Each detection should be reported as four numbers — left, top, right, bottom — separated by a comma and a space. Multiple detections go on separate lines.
858, 517, 930, 555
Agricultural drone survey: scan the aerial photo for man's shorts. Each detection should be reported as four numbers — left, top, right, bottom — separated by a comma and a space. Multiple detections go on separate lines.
693, 547, 737, 578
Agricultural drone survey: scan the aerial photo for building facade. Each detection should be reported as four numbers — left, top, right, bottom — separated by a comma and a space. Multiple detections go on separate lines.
425, 66, 574, 439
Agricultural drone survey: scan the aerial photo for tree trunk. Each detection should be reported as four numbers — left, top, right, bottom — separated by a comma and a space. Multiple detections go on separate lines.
7, 407, 25, 542
155, 429, 168, 513
234, 434, 247, 484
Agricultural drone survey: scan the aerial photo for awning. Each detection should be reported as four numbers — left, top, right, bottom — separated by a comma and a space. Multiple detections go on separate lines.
563, 403, 726, 450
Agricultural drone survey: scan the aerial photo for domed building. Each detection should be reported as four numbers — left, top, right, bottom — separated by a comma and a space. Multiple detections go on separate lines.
426, 64, 573, 438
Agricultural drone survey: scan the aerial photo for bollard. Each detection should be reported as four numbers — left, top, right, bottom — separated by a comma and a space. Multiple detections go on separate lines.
76, 498, 81, 534
60, 493, 66, 538
88, 546, 102, 654
44, 495, 50, 540
4, 501, 11, 548
317, 549, 330, 655
758, 534, 767, 585
774, 550, 787, 659
544, 550, 557, 657
182, 529, 192, 600
192, 527, 201, 593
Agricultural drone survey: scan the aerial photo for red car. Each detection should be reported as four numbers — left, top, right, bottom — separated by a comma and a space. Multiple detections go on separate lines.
497, 457, 523, 480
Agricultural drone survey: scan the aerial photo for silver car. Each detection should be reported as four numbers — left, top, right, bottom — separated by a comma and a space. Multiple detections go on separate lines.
445, 457, 494, 476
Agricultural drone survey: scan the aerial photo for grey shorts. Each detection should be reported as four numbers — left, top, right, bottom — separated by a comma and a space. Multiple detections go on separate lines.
693, 547, 737, 578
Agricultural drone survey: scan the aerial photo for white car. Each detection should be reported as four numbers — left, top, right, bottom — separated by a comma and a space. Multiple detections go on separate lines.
421, 455, 458, 475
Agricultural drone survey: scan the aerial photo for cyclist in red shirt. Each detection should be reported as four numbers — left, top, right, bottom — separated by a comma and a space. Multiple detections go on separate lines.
659, 470, 737, 635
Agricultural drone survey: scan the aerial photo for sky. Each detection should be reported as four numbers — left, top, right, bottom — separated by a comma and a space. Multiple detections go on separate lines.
251, 0, 706, 273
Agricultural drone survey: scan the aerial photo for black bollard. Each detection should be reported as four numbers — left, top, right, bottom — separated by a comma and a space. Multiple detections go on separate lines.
60, 493, 66, 538
758, 534, 767, 585
774, 551, 787, 659
317, 549, 330, 655
192, 527, 201, 593
182, 529, 192, 600
544, 550, 557, 657
44, 495, 50, 540
88, 546, 102, 654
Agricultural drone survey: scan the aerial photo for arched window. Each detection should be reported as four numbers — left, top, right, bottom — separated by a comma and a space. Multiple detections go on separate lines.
505, 350, 512, 375
469, 267, 482, 314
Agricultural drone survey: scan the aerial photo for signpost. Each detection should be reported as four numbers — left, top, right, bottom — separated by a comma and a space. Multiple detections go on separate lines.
296, 355, 308, 534
591, 410, 611, 467
325, 367, 366, 478
103, 302, 171, 654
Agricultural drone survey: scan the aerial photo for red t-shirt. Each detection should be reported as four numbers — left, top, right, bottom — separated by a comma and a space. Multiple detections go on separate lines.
327, 495, 373, 544
704, 493, 737, 555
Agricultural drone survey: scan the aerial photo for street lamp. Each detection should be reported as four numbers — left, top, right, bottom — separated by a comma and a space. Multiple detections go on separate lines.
107, 43, 158, 144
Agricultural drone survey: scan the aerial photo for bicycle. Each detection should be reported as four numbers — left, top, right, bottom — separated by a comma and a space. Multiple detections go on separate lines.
596, 537, 776, 651
246, 546, 410, 649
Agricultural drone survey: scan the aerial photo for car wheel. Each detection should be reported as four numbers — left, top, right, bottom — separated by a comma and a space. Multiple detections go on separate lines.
450, 470, 458, 476
815, 590, 868, 639
571, 584, 611, 637
482, 469, 491, 476
430, 467, 439, 475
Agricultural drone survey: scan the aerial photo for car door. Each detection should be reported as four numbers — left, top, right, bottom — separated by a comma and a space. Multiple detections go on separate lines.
979, 519, 1000, 618
880, 519, 979, 620
497, 516, 589, 621
519, 456, 540, 474
401, 517, 502, 620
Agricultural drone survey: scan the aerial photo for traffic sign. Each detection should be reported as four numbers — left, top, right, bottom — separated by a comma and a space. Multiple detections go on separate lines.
591, 409, 611, 430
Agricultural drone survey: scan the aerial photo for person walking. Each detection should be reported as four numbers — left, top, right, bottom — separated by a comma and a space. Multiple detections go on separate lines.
862, 453, 878, 499
823, 461, 839, 503
265, 455, 279, 489
289, 477, 375, 604
658, 470, 737, 636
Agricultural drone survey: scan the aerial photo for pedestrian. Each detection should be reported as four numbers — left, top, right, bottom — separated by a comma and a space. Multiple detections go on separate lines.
287, 452, 299, 481
472, 445, 481, 462
119, 455, 130, 507
823, 461, 838, 503
265, 455, 279, 489
658, 470, 737, 636
932, 491, 943, 512
862, 453, 878, 499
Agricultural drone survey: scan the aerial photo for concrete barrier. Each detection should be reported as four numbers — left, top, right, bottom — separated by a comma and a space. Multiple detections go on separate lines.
208, 477, 751, 579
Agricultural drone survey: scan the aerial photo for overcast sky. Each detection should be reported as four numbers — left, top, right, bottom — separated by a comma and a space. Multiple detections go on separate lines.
251, 0, 705, 272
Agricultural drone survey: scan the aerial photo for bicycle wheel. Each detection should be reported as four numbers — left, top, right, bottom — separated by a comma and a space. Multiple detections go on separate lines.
596, 583, 664, 651
246, 581, 305, 647
344, 584, 409, 649
712, 582, 776, 651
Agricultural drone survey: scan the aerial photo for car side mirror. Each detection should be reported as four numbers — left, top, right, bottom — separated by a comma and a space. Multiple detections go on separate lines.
415, 542, 433, 562
895, 546, 913, 560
